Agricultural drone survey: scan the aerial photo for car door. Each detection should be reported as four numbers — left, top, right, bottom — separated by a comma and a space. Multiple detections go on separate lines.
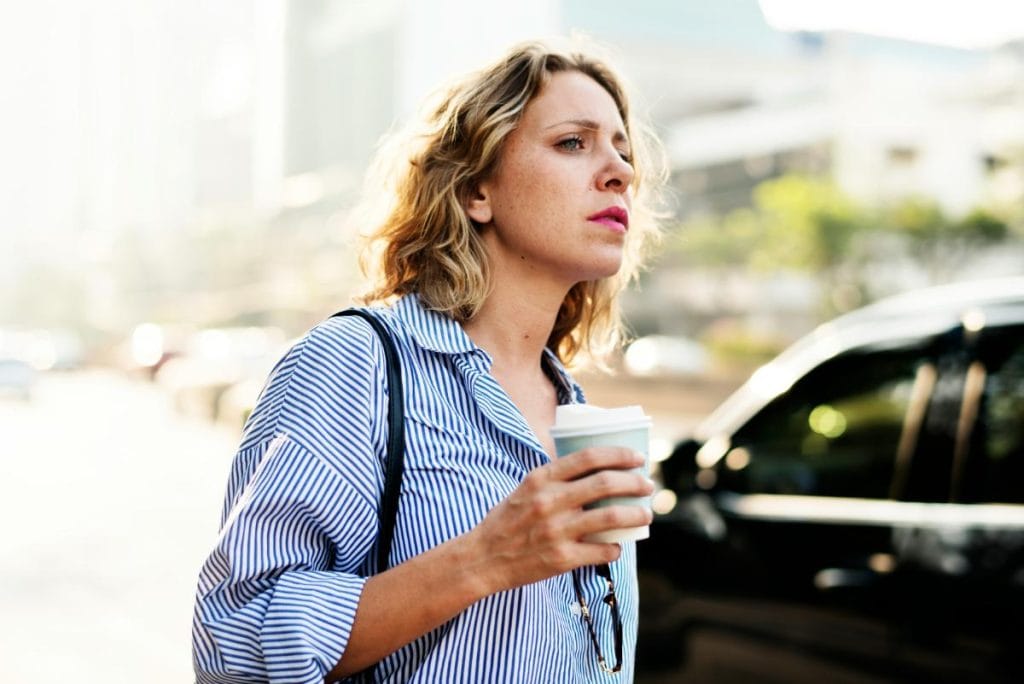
648, 333, 973, 679
680, 324, 1023, 681
889, 322, 1024, 681
708, 340, 931, 611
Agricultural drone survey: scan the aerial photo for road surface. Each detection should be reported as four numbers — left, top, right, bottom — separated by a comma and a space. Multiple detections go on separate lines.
0, 370, 236, 683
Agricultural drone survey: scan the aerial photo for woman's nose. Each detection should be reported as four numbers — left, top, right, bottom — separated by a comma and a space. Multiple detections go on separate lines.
598, 151, 634, 192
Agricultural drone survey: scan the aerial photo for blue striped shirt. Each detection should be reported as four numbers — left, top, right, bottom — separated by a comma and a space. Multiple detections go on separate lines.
192, 294, 638, 683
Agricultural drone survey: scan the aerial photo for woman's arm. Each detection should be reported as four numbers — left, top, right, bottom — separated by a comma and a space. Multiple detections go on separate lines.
193, 436, 377, 684
327, 445, 652, 680
194, 318, 389, 683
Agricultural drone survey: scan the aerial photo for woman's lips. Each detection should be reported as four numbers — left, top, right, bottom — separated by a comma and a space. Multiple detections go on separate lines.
589, 216, 627, 233
587, 206, 629, 233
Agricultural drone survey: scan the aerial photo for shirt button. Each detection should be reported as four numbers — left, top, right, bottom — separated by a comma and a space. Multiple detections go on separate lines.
569, 602, 582, 617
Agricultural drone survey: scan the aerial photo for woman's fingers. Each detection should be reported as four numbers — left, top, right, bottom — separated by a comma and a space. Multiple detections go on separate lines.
535, 538, 625, 571
521, 502, 651, 569
529, 446, 652, 512
465, 446, 654, 592
554, 468, 653, 511
544, 446, 644, 482
568, 503, 653, 541
513, 447, 645, 515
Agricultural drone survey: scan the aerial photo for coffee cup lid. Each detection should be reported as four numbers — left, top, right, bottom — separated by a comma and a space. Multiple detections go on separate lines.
549, 404, 650, 437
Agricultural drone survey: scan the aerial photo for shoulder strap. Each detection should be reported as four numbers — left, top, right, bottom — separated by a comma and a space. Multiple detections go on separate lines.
332, 308, 406, 572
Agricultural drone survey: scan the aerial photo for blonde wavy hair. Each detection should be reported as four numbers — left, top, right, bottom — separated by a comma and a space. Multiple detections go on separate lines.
358, 40, 666, 366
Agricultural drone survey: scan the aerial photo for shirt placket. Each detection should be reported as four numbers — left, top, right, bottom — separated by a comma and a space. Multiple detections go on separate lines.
451, 351, 552, 466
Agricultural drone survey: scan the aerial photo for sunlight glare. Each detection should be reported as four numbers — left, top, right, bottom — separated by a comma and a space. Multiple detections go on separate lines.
759, 0, 1024, 50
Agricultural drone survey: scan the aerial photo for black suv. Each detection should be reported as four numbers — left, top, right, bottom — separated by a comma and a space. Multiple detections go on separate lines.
638, 277, 1024, 683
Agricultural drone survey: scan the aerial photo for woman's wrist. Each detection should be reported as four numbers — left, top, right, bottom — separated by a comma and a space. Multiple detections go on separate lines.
435, 531, 501, 604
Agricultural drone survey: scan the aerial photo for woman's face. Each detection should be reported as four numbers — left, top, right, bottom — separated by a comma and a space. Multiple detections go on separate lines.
468, 70, 635, 289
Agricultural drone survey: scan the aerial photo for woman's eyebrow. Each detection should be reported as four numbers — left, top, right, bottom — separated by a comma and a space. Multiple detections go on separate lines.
546, 118, 629, 144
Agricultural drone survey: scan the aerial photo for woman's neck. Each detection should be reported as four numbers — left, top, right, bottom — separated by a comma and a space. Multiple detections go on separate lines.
461, 282, 565, 376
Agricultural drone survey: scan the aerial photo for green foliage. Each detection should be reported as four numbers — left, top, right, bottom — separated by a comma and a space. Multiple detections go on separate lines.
671, 173, 1013, 278
884, 197, 945, 241
880, 199, 1008, 246
663, 173, 1017, 321
952, 208, 1009, 243
874, 199, 1010, 280
700, 318, 788, 371
677, 212, 757, 267
751, 175, 862, 271
671, 174, 865, 272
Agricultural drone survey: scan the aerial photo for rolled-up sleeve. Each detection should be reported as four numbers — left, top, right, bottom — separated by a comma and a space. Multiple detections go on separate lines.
194, 436, 378, 683
193, 317, 387, 683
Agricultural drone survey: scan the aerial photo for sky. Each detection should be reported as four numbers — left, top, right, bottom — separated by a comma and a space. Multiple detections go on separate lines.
759, 0, 1024, 50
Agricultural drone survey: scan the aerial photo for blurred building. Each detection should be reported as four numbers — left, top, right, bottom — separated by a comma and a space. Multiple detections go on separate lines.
278, 0, 560, 214
6, 0, 1023, 341
2, 1, 217, 331
575, 4, 1024, 220
558, 1, 1024, 340
274, 0, 1024, 227
18, 1, 1023, 245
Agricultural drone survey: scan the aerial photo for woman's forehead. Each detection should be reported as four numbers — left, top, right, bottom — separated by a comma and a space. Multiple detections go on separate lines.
522, 71, 627, 136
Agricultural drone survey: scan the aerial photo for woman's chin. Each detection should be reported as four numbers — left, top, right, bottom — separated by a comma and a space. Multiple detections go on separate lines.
585, 255, 626, 281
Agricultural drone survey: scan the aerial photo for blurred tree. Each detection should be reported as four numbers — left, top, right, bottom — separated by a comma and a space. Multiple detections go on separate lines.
750, 174, 863, 273
879, 199, 1009, 281
957, 209, 1010, 242
668, 173, 1015, 315
670, 174, 870, 314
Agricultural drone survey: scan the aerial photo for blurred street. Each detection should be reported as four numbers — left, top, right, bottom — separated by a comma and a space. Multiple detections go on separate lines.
3, 2, 1022, 681
0, 368, 722, 682
0, 370, 236, 683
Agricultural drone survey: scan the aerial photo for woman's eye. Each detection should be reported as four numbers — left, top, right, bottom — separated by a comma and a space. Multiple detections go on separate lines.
557, 136, 584, 152
618, 150, 633, 164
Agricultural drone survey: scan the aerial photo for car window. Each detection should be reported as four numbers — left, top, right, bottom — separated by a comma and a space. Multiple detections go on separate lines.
721, 347, 926, 498
959, 325, 1024, 504
899, 351, 965, 502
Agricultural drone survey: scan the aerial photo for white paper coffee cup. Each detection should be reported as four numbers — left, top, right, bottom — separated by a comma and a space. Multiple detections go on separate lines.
550, 404, 651, 543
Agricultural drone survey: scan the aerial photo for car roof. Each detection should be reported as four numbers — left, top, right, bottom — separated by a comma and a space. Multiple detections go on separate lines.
694, 276, 1024, 441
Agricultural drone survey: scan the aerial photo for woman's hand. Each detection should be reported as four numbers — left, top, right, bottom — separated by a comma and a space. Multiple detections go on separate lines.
328, 446, 651, 679
463, 446, 654, 596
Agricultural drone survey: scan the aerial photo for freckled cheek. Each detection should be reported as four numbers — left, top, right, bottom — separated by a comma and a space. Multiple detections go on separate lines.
498, 155, 581, 226
506, 178, 553, 224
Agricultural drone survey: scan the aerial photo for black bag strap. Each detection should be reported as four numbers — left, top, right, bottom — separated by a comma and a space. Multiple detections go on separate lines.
332, 309, 405, 572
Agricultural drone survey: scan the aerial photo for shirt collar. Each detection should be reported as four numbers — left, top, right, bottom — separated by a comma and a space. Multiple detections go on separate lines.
390, 293, 478, 355
391, 294, 584, 403
541, 347, 584, 405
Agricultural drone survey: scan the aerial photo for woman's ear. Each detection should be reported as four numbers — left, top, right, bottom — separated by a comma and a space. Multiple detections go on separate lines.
464, 183, 493, 225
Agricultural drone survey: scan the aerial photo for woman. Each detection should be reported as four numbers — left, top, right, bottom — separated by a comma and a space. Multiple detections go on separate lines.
193, 40, 665, 683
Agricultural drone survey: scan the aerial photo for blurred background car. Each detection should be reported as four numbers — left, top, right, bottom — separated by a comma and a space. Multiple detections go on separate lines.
638, 276, 1024, 683
0, 327, 84, 372
0, 357, 36, 401
624, 334, 711, 378
120, 322, 189, 381
153, 326, 289, 425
